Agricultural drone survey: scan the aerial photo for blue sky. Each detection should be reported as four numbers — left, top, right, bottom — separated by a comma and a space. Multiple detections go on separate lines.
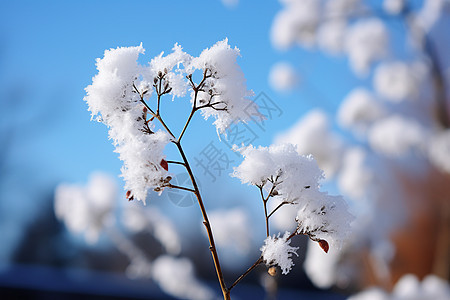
0, 0, 361, 262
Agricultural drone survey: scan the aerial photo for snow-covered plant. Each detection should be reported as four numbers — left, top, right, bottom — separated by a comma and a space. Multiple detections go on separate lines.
83, 39, 353, 299
269, 0, 450, 294
232, 144, 353, 277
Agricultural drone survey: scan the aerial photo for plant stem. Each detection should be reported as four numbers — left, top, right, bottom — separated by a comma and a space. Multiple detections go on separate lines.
143, 71, 231, 298
177, 105, 196, 143
175, 141, 230, 299
228, 257, 263, 292
166, 160, 186, 166
166, 184, 196, 193
139, 99, 176, 139
260, 186, 270, 237
267, 201, 290, 219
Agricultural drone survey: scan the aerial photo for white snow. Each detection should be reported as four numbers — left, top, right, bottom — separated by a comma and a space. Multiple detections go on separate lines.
260, 232, 299, 275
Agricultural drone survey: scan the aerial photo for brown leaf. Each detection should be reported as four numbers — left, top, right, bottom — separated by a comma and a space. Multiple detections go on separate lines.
160, 159, 169, 171
318, 240, 329, 253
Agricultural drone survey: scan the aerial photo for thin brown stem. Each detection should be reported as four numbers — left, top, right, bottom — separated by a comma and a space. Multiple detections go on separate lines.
140, 99, 176, 139
140, 71, 230, 298
268, 201, 290, 219
166, 184, 195, 193
175, 142, 229, 299
178, 106, 196, 143
166, 160, 186, 166
260, 186, 270, 237
228, 257, 264, 291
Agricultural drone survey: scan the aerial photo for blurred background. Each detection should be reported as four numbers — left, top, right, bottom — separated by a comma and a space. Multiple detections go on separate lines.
0, 0, 449, 299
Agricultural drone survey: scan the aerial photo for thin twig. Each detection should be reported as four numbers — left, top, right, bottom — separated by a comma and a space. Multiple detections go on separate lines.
175, 141, 230, 299
166, 160, 186, 166
140, 99, 176, 139
178, 106, 196, 143
228, 257, 264, 291
166, 184, 195, 193
267, 201, 290, 219
260, 186, 270, 237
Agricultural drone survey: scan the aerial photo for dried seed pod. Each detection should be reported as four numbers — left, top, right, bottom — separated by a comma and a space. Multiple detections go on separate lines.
268, 266, 277, 277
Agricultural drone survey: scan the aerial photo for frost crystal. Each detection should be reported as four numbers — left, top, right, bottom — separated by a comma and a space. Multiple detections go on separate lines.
296, 190, 352, 248
233, 144, 324, 198
260, 232, 299, 275
149, 43, 191, 99
84, 45, 173, 203
188, 39, 256, 134
234, 143, 353, 248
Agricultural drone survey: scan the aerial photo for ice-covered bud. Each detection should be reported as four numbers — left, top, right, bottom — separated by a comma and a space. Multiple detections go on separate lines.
296, 190, 354, 249
260, 232, 299, 275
